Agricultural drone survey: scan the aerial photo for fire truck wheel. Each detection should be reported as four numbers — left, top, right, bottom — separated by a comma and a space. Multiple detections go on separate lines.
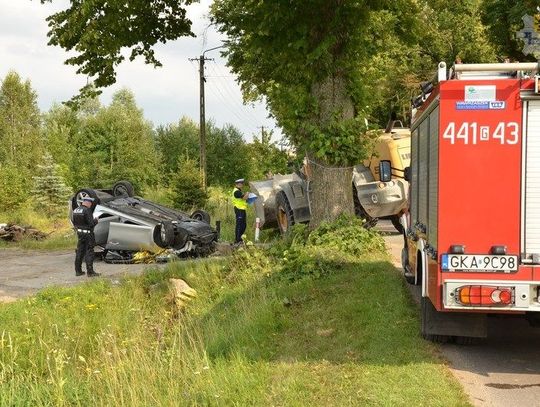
525, 312, 540, 327
421, 297, 453, 343
422, 334, 453, 343
454, 336, 482, 345
390, 215, 404, 234
276, 191, 294, 234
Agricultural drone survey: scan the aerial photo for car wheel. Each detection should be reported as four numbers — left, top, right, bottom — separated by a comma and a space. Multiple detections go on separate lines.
191, 210, 211, 224
153, 221, 175, 248
112, 180, 135, 197
72, 189, 99, 210
276, 191, 294, 234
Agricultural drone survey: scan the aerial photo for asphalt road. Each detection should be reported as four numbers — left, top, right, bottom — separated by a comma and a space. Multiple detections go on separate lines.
0, 249, 163, 302
381, 222, 540, 407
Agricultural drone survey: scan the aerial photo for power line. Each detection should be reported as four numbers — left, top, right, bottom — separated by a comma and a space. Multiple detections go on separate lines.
207, 63, 264, 129
205, 84, 260, 132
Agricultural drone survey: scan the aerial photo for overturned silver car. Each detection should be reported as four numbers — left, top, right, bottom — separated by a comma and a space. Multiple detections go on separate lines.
69, 181, 218, 260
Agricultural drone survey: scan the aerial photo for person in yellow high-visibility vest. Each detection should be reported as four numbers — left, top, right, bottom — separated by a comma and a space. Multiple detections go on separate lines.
232, 178, 249, 244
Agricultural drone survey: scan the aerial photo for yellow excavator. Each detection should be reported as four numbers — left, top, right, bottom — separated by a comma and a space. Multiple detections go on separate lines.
250, 121, 411, 233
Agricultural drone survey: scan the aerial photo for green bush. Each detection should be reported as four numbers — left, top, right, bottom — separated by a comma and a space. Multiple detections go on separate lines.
0, 164, 29, 212
278, 215, 386, 282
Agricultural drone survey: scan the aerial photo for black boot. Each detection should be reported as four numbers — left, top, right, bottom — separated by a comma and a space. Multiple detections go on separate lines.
87, 271, 101, 277
75, 271, 85, 277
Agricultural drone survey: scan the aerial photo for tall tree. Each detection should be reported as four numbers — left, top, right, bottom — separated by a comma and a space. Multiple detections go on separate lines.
247, 130, 289, 181
31, 153, 72, 216
367, 0, 498, 125
0, 71, 42, 170
155, 117, 252, 187
211, 0, 421, 226
43, 103, 80, 186
155, 117, 199, 175
205, 122, 251, 186
70, 89, 160, 191
41, 0, 197, 103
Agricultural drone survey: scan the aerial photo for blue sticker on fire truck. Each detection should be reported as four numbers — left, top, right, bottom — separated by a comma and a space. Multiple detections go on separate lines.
455, 101, 506, 110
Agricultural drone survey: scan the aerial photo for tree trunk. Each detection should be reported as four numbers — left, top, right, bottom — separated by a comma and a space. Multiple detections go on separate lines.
307, 158, 354, 229
307, 73, 356, 228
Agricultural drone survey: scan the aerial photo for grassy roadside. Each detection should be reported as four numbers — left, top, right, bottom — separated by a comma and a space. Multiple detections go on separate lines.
0, 218, 469, 406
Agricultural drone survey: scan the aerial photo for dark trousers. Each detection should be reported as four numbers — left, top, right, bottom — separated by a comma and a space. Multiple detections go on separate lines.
234, 207, 247, 243
75, 232, 95, 274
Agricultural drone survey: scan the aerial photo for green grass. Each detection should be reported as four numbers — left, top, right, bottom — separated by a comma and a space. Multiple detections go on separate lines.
0, 250, 469, 406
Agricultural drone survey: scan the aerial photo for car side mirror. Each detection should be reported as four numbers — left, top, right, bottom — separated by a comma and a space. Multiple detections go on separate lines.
379, 160, 392, 183
404, 166, 411, 182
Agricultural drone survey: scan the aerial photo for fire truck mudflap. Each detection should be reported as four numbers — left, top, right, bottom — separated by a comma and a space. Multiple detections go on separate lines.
404, 62, 540, 342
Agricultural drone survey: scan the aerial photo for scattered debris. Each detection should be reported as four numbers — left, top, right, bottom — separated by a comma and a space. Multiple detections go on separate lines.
0, 223, 48, 242
170, 278, 197, 309
103, 249, 176, 264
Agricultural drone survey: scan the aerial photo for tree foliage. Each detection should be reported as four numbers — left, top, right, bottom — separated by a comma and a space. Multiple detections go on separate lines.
41, 0, 197, 103
0, 72, 43, 211
155, 117, 199, 175
481, 0, 537, 61
247, 131, 289, 181
155, 117, 258, 186
206, 122, 251, 186
0, 71, 42, 170
212, 1, 427, 165
43, 89, 160, 192
0, 164, 29, 212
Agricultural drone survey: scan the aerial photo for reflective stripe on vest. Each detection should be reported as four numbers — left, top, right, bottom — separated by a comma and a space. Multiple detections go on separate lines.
232, 188, 248, 210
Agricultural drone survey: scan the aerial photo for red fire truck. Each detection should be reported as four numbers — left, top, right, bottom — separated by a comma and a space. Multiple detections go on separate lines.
400, 62, 540, 342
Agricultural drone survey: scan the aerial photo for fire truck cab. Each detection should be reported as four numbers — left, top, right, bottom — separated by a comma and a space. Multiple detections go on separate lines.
402, 62, 540, 342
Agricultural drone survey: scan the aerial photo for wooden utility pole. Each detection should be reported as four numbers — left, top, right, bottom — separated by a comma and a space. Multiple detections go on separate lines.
189, 45, 224, 190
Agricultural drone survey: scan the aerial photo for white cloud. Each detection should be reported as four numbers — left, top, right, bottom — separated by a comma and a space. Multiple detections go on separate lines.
0, 0, 280, 141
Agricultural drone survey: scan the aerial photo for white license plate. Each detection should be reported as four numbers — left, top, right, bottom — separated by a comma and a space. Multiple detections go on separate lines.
441, 254, 518, 272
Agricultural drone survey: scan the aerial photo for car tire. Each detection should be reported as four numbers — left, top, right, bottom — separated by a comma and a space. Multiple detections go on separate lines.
153, 221, 175, 248
191, 210, 211, 224
112, 180, 135, 197
276, 191, 294, 234
72, 189, 99, 210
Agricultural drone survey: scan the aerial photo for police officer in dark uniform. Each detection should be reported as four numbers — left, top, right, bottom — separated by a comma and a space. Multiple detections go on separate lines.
72, 196, 100, 277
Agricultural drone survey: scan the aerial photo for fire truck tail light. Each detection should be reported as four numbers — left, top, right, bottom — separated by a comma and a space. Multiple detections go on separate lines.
455, 285, 514, 306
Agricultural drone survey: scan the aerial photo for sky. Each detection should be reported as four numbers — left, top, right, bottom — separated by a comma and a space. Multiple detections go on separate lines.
0, 0, 279, 141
